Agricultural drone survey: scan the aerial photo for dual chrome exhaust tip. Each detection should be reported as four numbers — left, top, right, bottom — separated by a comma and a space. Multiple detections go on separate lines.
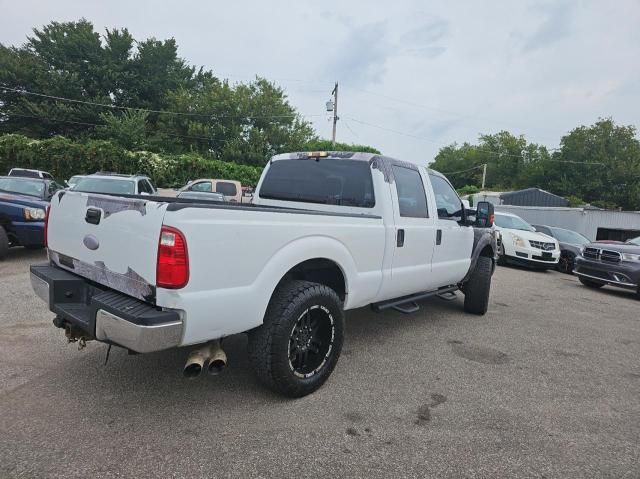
183, 340, 227, 378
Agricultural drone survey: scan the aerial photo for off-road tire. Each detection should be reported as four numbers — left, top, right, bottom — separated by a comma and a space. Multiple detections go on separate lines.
463, 256, 493, 315
0, 226, 9, 260
247, 280, 344, 398
579, 276, 604, 289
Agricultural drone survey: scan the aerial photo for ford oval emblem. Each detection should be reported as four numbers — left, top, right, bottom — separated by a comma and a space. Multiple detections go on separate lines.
83, 234, 100, 250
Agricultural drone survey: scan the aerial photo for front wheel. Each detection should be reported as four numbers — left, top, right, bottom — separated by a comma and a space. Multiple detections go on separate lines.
496, 244, 507, 266
0, 226, 9, 260
579, 276, 604, 289
558, 252, 575, 274
463, 256, 493, 315
247, 280, 344, 398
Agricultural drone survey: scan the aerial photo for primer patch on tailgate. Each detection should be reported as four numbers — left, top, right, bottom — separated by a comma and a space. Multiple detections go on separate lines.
49, 251, 156, 303
86, 195, 147, 218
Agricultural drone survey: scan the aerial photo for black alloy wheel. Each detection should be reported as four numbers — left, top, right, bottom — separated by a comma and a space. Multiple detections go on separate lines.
288, 305, 335, 379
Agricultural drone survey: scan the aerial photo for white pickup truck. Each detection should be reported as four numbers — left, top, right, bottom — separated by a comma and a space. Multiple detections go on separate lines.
31, 152, 497, 397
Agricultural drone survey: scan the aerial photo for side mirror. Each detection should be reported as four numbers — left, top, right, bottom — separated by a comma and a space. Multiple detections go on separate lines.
475, 201, 494, 227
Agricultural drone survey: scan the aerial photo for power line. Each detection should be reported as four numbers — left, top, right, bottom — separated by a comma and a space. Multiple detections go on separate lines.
0, 85, 324, 121
345, 115, 555, 160
341, 84, 562, 144
438, 164, 486, 176
6, 112, 231, 144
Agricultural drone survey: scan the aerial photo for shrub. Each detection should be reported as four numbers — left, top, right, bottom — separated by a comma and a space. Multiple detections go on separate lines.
0, 134, 263, 187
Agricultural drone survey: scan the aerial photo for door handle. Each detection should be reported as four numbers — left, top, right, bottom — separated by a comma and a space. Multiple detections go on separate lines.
397, 229, 405, 247
85, 208, 101, 225
436, 229, 442, 245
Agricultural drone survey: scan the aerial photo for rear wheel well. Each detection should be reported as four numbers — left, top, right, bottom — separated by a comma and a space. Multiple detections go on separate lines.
277, 259, 346, 301
479, 244, 494, 258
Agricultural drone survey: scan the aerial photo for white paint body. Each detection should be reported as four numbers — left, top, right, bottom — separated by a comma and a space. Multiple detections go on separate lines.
47, 159, 474, 347
494, 211, 560, 264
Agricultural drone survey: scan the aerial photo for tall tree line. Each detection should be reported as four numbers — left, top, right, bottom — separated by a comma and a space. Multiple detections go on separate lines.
431, 119, 640, 210
0, 19, 381, 166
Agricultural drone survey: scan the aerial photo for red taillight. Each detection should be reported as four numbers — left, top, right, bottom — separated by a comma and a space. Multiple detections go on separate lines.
44, 205, 51, 247
156, 226, 189, 289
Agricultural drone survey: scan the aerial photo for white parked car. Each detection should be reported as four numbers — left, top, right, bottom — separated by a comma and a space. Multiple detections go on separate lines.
8, 168, 54, 180
71, 172, 157, 196
31, 152, 498, 397
494, 211, 560, 269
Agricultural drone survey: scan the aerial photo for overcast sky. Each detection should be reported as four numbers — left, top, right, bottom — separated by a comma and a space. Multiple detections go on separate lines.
1, 0, 639, 163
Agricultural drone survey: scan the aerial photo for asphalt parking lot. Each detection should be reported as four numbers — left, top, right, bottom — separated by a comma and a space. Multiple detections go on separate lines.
1, 250, 639, 479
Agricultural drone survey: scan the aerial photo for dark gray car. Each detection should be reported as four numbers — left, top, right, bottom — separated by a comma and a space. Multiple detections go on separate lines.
533, 225, 591, 273
574, 242, 640, 297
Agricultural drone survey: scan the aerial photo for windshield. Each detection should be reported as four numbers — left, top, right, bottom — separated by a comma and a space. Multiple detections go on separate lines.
0, 177, 45, 198
73, 177, 135, 195
494, 214, 534, 231
627, 236, 640, 246
549, 227, 590, 245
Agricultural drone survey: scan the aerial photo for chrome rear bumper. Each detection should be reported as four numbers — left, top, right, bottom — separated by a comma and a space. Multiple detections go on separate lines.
30, 264, 183, 353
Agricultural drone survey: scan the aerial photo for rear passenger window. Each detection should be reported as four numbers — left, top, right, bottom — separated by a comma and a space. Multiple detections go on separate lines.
392, 166, 428, 218
215, 181, 237, 197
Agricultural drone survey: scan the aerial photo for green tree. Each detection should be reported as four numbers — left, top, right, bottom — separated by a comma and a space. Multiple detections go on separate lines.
549, 119, 640, 210
430, 131, 551, 190
97, 110, 149, 150
301, 139, 381, 154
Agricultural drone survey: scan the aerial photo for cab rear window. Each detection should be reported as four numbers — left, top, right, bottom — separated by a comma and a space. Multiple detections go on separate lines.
259, 159, 375, 208
215, 181, 237, 197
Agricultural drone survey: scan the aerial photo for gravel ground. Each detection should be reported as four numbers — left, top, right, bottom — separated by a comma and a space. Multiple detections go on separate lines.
1, 249, 639, 478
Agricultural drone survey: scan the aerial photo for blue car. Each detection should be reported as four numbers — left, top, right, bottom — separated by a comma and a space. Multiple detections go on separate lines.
0, 176, 64, 259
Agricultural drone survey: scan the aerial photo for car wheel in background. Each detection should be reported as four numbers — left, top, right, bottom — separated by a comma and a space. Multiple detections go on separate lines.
247, 280, 344, 397
463, 256, 493, 315
578, 276, 604, 289
497, 245, 507, 266
558, 252, 575, 274
0, 226, 9, 260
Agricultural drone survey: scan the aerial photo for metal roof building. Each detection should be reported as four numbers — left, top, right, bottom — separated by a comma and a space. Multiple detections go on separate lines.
495, 205, 640, 242
500, 188, 568, 207
465, 188, 569, 207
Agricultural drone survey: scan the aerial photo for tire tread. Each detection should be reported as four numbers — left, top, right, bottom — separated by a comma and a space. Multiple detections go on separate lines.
247, 280, 344, 397
463, 256, 493, 315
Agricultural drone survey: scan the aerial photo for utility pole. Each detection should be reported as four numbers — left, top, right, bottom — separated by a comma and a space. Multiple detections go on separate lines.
481, 163, 487, 190
331, 82, 339, 146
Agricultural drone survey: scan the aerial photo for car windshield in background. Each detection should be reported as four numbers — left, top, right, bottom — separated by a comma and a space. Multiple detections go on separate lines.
9, 169, 41, 178
0, 177, 45, 198
494, 214, 534, 231
549, 227, 590, 245
259, 159, 375, 207
627, 236, 640, 246
73, 177, 135, 195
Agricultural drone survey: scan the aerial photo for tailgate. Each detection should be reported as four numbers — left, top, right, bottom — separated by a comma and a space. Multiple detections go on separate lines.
47, 191, 168, 303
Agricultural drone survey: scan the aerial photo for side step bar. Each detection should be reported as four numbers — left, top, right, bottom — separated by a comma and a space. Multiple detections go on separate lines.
371, 285, 459, 314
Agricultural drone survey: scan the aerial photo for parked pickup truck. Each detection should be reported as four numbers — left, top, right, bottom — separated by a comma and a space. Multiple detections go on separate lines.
31, 152, 497, 397
0, 176, 63, 259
